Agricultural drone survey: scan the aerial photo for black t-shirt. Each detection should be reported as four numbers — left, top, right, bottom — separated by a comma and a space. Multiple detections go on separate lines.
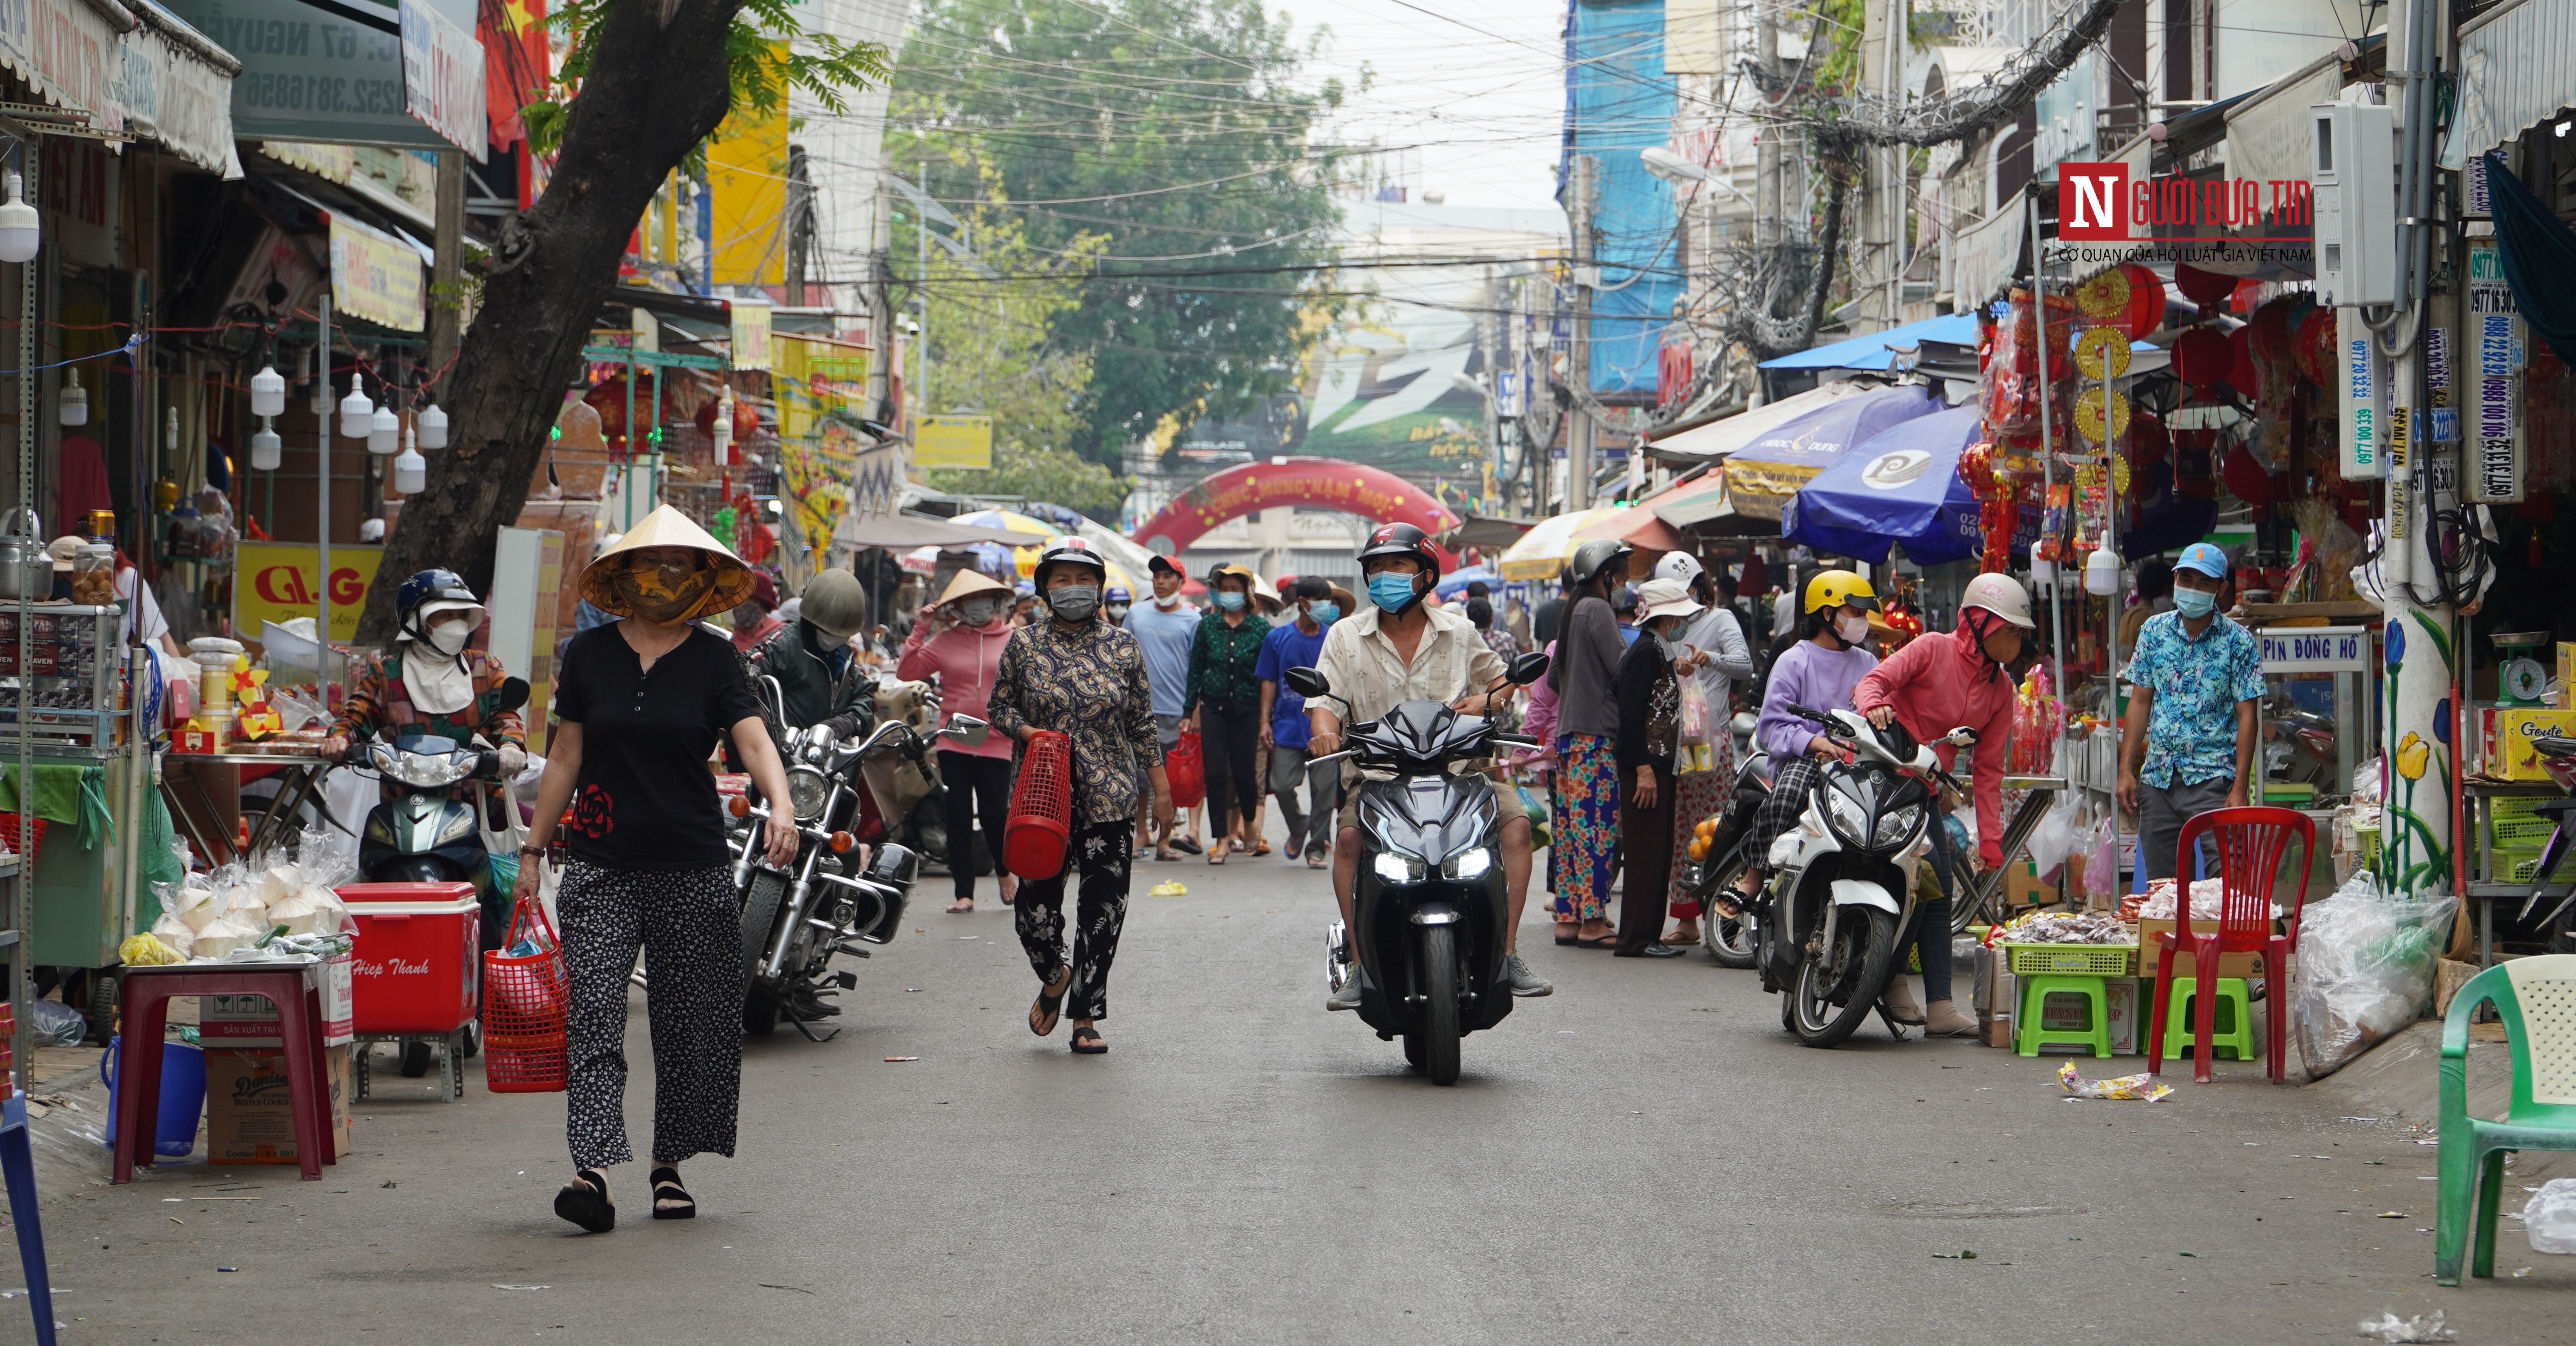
553, 623, 763, 871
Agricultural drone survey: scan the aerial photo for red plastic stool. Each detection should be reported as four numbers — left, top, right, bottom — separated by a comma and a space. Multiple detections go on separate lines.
113, 963, 335, 1182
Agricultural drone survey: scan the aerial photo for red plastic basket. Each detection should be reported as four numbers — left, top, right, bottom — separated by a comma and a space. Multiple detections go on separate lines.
1004, 729, 1074, 880
480, 896, 570, 1093
1, 814, 47, 867
1164, 731, 1205, 810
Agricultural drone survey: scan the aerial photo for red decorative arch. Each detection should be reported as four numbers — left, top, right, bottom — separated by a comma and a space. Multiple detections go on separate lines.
1132, 457, 1462, 561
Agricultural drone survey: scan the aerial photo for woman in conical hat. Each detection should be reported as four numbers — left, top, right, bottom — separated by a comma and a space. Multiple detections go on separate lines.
515, 505, 797, 1233
898, 567, 1021, 912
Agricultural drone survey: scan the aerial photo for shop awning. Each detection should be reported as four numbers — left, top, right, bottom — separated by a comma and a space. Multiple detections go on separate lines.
1782, 403, 1989, 565
2223, 48, 2351, 205
837, 512, 1054, 550
1572, 501, 1688, 554
1436, 513, 1537, 550
1758, 313, 1982, 372
1642, 380, 1882, 464
1721, 383, 1942, 522
2456, 0, 2576, 158
0, 0, 243, 177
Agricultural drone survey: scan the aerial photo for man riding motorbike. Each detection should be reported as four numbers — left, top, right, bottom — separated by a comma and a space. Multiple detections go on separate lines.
1309, 523, 1550, 1005
745, 568, 874, 742
1849, 571, 2031, 1036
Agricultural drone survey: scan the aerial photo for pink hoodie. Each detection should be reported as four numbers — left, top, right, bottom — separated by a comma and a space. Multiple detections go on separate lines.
1852, 627, 2015, 868
897, 618, 1014, 760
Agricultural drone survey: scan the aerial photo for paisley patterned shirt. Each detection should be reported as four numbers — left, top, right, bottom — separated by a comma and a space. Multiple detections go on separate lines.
327, 648, 527, 748
988, 616, 1164, 825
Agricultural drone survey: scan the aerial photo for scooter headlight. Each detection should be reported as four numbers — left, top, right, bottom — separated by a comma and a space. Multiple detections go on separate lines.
1824, 783, 1872, 847
1873, 803, 1926, 849
387, 750, 471, 788
786, 767, 832, 822
1441, 847, 1493, 881
1372, 851, 1429, 886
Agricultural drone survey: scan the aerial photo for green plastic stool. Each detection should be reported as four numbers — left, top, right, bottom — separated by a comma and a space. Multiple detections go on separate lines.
2014, 974, 2114, 1058
2158, 976, 2256, 1065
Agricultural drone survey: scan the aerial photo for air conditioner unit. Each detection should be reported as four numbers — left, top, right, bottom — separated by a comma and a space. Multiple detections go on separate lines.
2310, 103, 2398, 308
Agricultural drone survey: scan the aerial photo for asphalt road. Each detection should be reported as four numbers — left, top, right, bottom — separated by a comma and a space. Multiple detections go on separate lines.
22, 854, 2574, 1344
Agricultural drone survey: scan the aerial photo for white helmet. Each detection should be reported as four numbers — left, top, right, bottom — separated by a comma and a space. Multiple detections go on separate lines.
1962, 572, 2037, 629
1653, 551, 1704, 586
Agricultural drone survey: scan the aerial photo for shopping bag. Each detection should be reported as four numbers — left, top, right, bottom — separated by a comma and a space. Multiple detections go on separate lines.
1677, 675, 1712, 747
481, 895, 570, 1093
1004, 729, 1075, 880
1165, 730, 1206, 809
1516, 784, 1552, 852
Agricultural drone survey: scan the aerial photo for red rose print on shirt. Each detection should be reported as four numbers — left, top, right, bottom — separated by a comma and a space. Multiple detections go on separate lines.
571, 784, 615, 838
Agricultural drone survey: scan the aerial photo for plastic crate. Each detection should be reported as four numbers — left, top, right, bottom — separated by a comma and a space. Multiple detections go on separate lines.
2003, 942, 2136, 977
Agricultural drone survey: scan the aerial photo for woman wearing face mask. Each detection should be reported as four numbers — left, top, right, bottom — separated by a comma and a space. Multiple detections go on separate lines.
1608, 578, 1705, 957
898, 569, 1021, 912
1546, 538, 1637, 948
511, 506, 800, 1232
1730, 571, 1885, 915
988, 537, 1170, 1054
1182, 563, 1270, 864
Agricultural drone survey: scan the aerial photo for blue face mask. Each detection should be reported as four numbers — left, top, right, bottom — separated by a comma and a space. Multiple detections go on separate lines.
1367, 573, 1418, 613
2172, 586, 2218, 619
1308, 601, 1340, 624
1216, 591, 1246, 612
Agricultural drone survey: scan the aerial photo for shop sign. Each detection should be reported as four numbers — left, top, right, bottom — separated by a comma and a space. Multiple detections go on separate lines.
2465, 238, 2524, 503
2258, 626, 2370, 674
398, 0, 485, 159
2057, 162, 2315, 242
167, 0, 477, 150
729, 296, 773, 372
328, 211, 424, 331
233, 542, 384, 644
916, 414, 993, 471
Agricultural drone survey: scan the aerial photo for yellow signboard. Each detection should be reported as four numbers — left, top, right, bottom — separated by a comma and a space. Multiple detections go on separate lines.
730, 297, 773, 371
917, 415, 994, 470
328, 214, 424, 332
772, 335, 875, 558
705, 50, 789, 286
232, 543, 386, 644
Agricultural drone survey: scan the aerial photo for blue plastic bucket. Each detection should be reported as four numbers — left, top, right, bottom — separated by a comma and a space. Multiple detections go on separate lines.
102, 1037, 206, 1160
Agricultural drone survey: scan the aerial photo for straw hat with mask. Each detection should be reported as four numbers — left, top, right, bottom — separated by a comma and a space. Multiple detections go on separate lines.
579, 506, 758, 625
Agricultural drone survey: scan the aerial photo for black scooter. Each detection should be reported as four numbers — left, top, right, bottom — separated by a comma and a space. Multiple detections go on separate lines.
1286, 652, 1548, 1085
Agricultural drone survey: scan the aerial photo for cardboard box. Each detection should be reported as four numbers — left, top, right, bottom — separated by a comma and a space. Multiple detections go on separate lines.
2136, 918, 2281, 981
1974, 945, 2015, 1047
2559, 644, 2576, 705
200, 954, 355, 1048
2005, 861, 2059, 908
2491, 709, 2576, 780
204, 1043, 353, 1164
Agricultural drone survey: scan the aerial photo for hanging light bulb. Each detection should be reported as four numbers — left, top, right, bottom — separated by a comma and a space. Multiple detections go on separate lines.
58, 368, 87, 426
165, 405, 181, 455
416, 400, 448, 450
250, 363, 286, 418
339, 374, 374, 439
2085, 538, 2123, 597
0, 171, 37, 264
369, 399, 399, 455
251, 419, 282, 472
393, 425, 425, 495
711, 387, 735, 466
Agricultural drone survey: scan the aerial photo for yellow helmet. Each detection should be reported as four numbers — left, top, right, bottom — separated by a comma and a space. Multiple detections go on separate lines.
1802, 569, 1879, 615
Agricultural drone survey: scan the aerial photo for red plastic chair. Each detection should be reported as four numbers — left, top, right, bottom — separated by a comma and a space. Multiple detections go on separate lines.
2144, 806, 2314, 1083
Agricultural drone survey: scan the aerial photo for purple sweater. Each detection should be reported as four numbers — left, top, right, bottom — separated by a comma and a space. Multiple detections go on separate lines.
1754, 640, 1880, 761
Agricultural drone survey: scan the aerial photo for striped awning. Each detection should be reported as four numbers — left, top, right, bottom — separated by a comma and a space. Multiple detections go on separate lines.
2455, 0, 2576, 159
0, 0, 242, 177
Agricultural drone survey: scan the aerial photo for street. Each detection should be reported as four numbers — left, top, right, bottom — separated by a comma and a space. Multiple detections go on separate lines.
29, 855, 2574, 1344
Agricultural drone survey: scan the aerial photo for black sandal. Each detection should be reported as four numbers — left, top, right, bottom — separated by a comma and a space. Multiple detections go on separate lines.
554, 1169, 615, 1233
649, 1166, 695, 1220
1029, 965, 1071, 1037
1070, 1025, 1108, 1054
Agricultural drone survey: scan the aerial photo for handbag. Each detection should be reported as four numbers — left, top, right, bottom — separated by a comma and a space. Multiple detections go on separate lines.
1003, 729, 1075, 879
482, 896, 570, 1093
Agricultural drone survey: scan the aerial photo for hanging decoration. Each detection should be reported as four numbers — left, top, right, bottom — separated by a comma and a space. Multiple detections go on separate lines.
2173, 262, 2237, 309
2074, 385, 2132, 444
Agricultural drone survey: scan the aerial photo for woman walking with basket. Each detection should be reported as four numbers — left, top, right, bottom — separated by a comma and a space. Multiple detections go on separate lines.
988, 537, 1171, 1055
511, 507, 800, 1233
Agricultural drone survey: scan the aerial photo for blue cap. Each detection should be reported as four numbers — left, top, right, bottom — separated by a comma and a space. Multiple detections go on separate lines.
2175, 542, 2229, 579
1105, 585, 1131, 603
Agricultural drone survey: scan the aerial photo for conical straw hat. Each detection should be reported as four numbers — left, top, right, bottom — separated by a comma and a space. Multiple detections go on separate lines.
935, 569, 1014, 608
580, 505, 757, 617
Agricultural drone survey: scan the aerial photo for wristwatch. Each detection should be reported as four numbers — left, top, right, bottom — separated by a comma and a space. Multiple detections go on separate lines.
518, 844, 546, 858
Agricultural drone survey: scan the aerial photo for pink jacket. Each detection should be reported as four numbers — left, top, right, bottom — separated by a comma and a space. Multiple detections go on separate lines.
897, 619, 1014, 761
1513, 640, 1562, 772
1852, 627, 2015, 868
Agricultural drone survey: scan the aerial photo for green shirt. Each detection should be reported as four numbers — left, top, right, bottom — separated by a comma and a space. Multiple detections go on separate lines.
1185, 611, 1271, 715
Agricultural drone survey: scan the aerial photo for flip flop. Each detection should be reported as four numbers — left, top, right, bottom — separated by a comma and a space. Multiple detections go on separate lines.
1253, 841, 1272, 857
1207, 849, 1228, 865
554, 1169, 615, 1234
1070, 1026, 1108, 1054
1305, 854, 1329, 870
945, 899, 974, 913
1028, 966, 1071, 1037
1154, 850, 1182, 862
1576, 933, 1619, 949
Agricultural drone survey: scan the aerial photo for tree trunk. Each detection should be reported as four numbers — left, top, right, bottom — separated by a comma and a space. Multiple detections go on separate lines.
357, 0, 745, 642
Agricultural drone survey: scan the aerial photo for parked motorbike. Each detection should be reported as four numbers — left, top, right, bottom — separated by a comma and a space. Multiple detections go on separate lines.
1679, 750, 1775, 968
1286, 652, 1549, 1086
1743, 703, 1973, 1048
724, 713, 986, 1039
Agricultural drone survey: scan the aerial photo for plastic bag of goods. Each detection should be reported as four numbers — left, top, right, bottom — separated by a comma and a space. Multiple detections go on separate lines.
266, 885, 348, 937
26, 998, 86, 1046
192, 912, 268, 960
2024, 800, 2079, 881
146, 912, 197, 961
2524, 1177, 2576, 1255
2291, 872, 2459, 1078
2079, 815, 2118, 904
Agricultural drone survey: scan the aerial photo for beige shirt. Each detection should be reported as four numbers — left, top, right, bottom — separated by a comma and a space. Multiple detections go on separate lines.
1310, 600, 1509, 731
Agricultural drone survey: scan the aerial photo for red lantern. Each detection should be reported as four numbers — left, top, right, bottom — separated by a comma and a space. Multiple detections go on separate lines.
2172, 326, 2232, 386
2226, 325, 2259, 399
2250, 298, 2299, 363
2222, 443, 2280, 505
2117, 263, 2166, 339
2174, 263, 2236, 307
695, 393, 759, 445
2127, 413, 2171, 467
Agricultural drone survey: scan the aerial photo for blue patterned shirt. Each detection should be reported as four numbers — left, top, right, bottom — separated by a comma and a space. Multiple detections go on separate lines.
2126, 609, 2265, 787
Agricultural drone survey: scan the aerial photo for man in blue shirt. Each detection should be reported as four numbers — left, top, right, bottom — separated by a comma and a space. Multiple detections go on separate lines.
2117, 543, 2266, 881
1126, 554, 1202, 859
1257, 576, 1339, 867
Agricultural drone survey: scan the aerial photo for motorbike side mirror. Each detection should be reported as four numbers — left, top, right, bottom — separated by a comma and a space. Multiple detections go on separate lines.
1284, 666, 1329, 699
494, 677, 530, 714
1506, 651, 1551, 685
939, 714, 990, 748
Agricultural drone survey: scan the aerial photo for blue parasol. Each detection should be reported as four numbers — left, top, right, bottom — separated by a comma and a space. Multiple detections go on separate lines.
1719, 383, 1939, 522
1782, 403, 1992, 565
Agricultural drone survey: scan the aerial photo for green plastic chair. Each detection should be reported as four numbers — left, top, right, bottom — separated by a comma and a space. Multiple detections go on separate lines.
2434, 955, 2576, 1285
2158, 977, 2255, 1063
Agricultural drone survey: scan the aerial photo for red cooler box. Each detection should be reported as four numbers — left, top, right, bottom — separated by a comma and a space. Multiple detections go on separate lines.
339, 882, 482, 1035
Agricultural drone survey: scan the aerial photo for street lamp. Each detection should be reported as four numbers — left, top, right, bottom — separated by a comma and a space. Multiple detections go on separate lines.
1639, 147, 1754, 204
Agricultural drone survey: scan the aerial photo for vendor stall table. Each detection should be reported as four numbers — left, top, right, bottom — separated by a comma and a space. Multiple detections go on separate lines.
112, 961, 337, 1182
1955, 775, 2065, 925
160, 752, 334, 867
2462, 777, 2565, 966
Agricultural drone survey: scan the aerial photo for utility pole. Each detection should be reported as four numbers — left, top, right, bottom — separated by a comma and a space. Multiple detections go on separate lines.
916, 160, 930, 428
1859, 0, 1904, 332
1569, 153, 1596, 513
428, 152, 464, 379
866, 167, 895, 426
783, 145, 811, 305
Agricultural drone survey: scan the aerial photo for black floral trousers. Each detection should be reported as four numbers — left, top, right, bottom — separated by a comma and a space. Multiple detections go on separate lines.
1012, 820, 1135, 1021
558, 861, 743, 1169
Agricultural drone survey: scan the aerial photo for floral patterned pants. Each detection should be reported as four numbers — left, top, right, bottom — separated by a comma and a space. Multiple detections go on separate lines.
1668, 761, 1734, 920
1552, 733, 1618, 924
1013, 819, 1135, 1021
558, 861, 743, 1169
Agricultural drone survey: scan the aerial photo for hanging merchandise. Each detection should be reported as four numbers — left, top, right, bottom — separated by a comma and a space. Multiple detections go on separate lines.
2073, 265, 2165, 339
2171, 326, 2234, 389
2009, 664, 2062, 774
1982, 288, 2073, 438
2295, 307, 2340, 389
2074, 325, 2131, 380
2173, 262, 2238, 310
2074, 386, 2133, 445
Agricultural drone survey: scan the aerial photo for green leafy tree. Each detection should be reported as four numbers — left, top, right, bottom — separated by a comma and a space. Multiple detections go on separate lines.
885, 0, 1350, 468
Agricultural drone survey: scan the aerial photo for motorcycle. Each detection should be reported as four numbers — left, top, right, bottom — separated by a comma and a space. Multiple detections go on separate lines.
1285, 652, 1550, 1086
724, 712, 987, 1039
1744, 703, 1974, 1048
352, 676, 531, 956
1679, 750, 1776, 969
